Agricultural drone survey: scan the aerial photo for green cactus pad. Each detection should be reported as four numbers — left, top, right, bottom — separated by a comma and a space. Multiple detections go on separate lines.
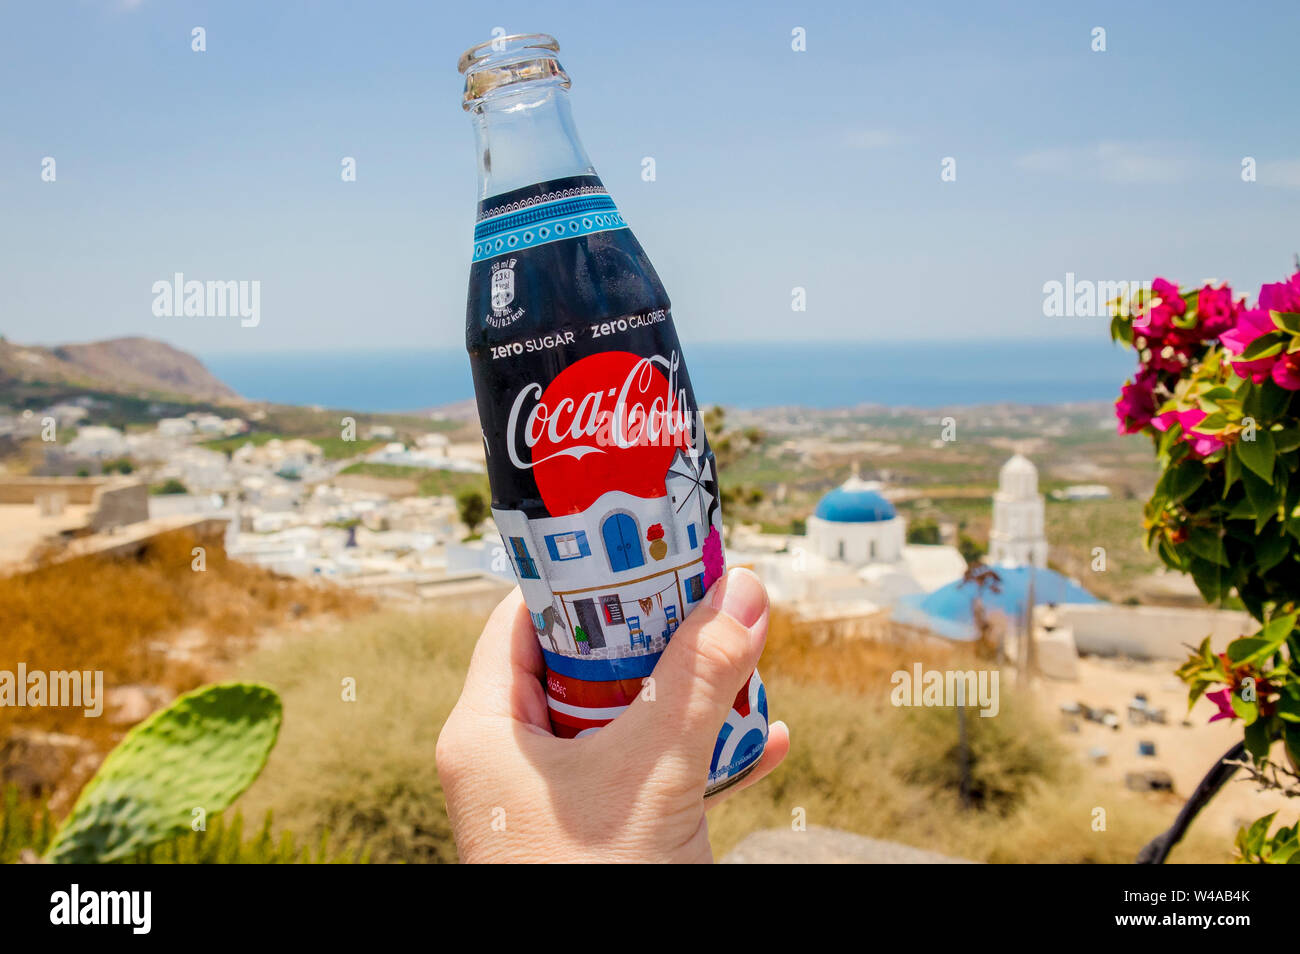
44, 682, 282, 864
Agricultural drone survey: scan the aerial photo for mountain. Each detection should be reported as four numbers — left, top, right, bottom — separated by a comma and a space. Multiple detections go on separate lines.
0, 336, 239, 403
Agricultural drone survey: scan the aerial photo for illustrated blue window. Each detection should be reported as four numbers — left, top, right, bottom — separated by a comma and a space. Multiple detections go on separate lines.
508, 536, 539, 579
545, 530, 591, 561
687, 523, 698, 549
602, 513, 645, 572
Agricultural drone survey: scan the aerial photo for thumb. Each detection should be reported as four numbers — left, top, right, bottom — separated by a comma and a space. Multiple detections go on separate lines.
615, 568, 769, 773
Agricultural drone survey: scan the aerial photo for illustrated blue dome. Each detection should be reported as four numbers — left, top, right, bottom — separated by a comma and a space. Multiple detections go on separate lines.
814, 478, 897, 523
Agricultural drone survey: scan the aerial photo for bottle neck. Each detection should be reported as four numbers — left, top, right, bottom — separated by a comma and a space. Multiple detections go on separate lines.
470, 85, 596, 201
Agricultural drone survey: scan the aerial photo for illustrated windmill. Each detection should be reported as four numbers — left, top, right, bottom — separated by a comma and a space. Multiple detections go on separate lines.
666, 447, 716, 532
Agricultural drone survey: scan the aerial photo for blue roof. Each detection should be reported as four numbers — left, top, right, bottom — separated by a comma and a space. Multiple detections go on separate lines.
893, 565, 1100, 641
814, 486, 897, 523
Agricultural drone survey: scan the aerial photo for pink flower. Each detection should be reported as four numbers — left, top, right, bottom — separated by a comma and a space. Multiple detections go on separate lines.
1259, 271, 1300, 314
1134, 278, 1187, 341
1205, 687, 1237, 723
1115, 372, 1157, 434
1272, 351, 1300, 390
1196, 284, 1237, 338
1216, 304, 1279, 382
1221, 306, 1280, 382
1220, 305, 1274, 355
1152, 408, 1226, 458
1152, 277, 1185, 310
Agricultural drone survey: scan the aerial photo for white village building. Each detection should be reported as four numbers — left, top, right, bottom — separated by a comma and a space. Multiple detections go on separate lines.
988, 453, 1048, 568
805, 473, 907, 565
736, 469, 967, 611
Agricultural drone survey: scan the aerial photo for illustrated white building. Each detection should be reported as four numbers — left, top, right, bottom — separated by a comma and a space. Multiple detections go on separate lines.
493, 449, 718, 659
988, 453, 1048, 568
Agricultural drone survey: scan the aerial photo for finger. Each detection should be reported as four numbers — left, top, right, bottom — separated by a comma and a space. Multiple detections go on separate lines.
461, 587, 550, 727
615, 568, 770, 770
704, 720, 790, 807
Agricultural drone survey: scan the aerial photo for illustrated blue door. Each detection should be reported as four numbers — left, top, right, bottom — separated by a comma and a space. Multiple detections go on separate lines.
602, 513, 644, 572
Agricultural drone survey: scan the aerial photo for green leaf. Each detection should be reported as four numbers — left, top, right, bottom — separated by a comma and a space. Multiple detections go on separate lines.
1276, 425, 1300, 453
1264, 608, 1297, 637
1227, 637, 1270, 663
1242, 467, 1280, 518
1244, 717, 1272, 761
1286, 722, 1300, 770
1269, 835, 1300, 864
1277, 690, 1300, 724
1167, 461, 1207, 502
1255, 530, 1290, 572
1271, 311, 1300, 334
1186, 527, 1229, 566
1230, 690, 1260, 725
1244, 812, 1277, 854
1188, 557, 1225, 604
44, 683, 282, 864
1259, 382, 1295, 420
1237, 429, 1277, 482
1200, 385, 1236, 404
1242, 332, 1286, 361
1224, 448, 1243, 496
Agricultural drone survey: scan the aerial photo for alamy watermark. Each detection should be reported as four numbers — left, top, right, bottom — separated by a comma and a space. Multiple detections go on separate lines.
0, 664, 103, 717
151, 272, 260, 327
890, 664, 1000, 717
1043, 273, 1151, 318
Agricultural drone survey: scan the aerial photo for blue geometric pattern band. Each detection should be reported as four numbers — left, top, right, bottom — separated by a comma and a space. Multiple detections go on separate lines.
472, 194, 627, 262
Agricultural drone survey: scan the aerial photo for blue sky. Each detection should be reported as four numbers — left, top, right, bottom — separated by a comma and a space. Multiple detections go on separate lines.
1, 0, 1297, 355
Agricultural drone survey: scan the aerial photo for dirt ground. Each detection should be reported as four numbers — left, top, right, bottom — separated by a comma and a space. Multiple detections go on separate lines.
1034, 655, 1292, 846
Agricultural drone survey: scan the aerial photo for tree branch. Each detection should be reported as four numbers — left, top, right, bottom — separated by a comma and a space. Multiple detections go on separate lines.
1137, 740, 1246, 864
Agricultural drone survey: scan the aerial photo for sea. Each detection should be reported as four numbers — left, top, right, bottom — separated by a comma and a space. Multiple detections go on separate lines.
202, 338, 1135, 413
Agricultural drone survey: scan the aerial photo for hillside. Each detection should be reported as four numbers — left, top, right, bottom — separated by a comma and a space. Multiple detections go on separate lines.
0, 336, 239, 403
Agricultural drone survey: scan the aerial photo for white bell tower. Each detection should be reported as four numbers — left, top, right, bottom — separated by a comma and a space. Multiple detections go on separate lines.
988, 453, 1048, 568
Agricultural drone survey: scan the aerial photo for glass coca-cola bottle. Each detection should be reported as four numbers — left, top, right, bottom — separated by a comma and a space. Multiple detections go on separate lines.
459, 33, 767, 792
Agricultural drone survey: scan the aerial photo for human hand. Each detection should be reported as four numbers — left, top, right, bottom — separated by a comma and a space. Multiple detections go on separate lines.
435, 566, 790, 863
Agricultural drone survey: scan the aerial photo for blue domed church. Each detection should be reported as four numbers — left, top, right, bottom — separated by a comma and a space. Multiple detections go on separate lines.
806, 473, 906, 566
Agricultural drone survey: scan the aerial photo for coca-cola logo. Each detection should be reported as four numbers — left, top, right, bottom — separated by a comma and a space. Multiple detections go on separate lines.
506, 350, 695, 515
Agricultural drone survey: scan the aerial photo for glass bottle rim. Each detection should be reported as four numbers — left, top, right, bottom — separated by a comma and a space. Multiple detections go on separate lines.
458, 33, 570, 110
457, 33, 560, 74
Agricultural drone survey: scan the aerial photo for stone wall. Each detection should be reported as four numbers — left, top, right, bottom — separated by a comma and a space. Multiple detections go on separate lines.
1057, 602, 1252, 660
0, 477, 107, 505
88, 482, 150, 530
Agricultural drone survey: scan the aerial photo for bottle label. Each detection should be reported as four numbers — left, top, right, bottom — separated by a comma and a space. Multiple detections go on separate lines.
473, 182, 626, 263
465, 175, 768, 786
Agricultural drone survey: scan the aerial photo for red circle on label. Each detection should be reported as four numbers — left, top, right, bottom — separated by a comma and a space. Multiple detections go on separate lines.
528, 351, 689, 516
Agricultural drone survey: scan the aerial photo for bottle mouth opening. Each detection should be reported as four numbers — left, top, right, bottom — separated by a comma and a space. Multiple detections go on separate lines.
458, 33, 570, 110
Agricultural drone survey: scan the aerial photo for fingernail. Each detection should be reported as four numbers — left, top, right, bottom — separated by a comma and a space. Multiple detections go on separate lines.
711, 567, 767, 629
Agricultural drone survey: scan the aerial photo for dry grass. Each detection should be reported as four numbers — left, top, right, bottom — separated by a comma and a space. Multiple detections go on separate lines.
0, 536, 1236, 863
0, 529, 369, 778
703, 607, 1228, 862
234, 610, 481, 864
706, 676, 1228, 863
229, 602, 1229, 863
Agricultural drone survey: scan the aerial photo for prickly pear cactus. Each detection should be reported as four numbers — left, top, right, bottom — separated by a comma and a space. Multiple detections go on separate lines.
44, 682, 282, 864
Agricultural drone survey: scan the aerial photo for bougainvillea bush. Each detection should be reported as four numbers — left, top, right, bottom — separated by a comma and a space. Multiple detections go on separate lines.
1113, 267, 1300, 862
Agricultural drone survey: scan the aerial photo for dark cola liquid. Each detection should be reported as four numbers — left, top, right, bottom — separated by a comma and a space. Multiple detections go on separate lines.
465, 174, 768, 790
